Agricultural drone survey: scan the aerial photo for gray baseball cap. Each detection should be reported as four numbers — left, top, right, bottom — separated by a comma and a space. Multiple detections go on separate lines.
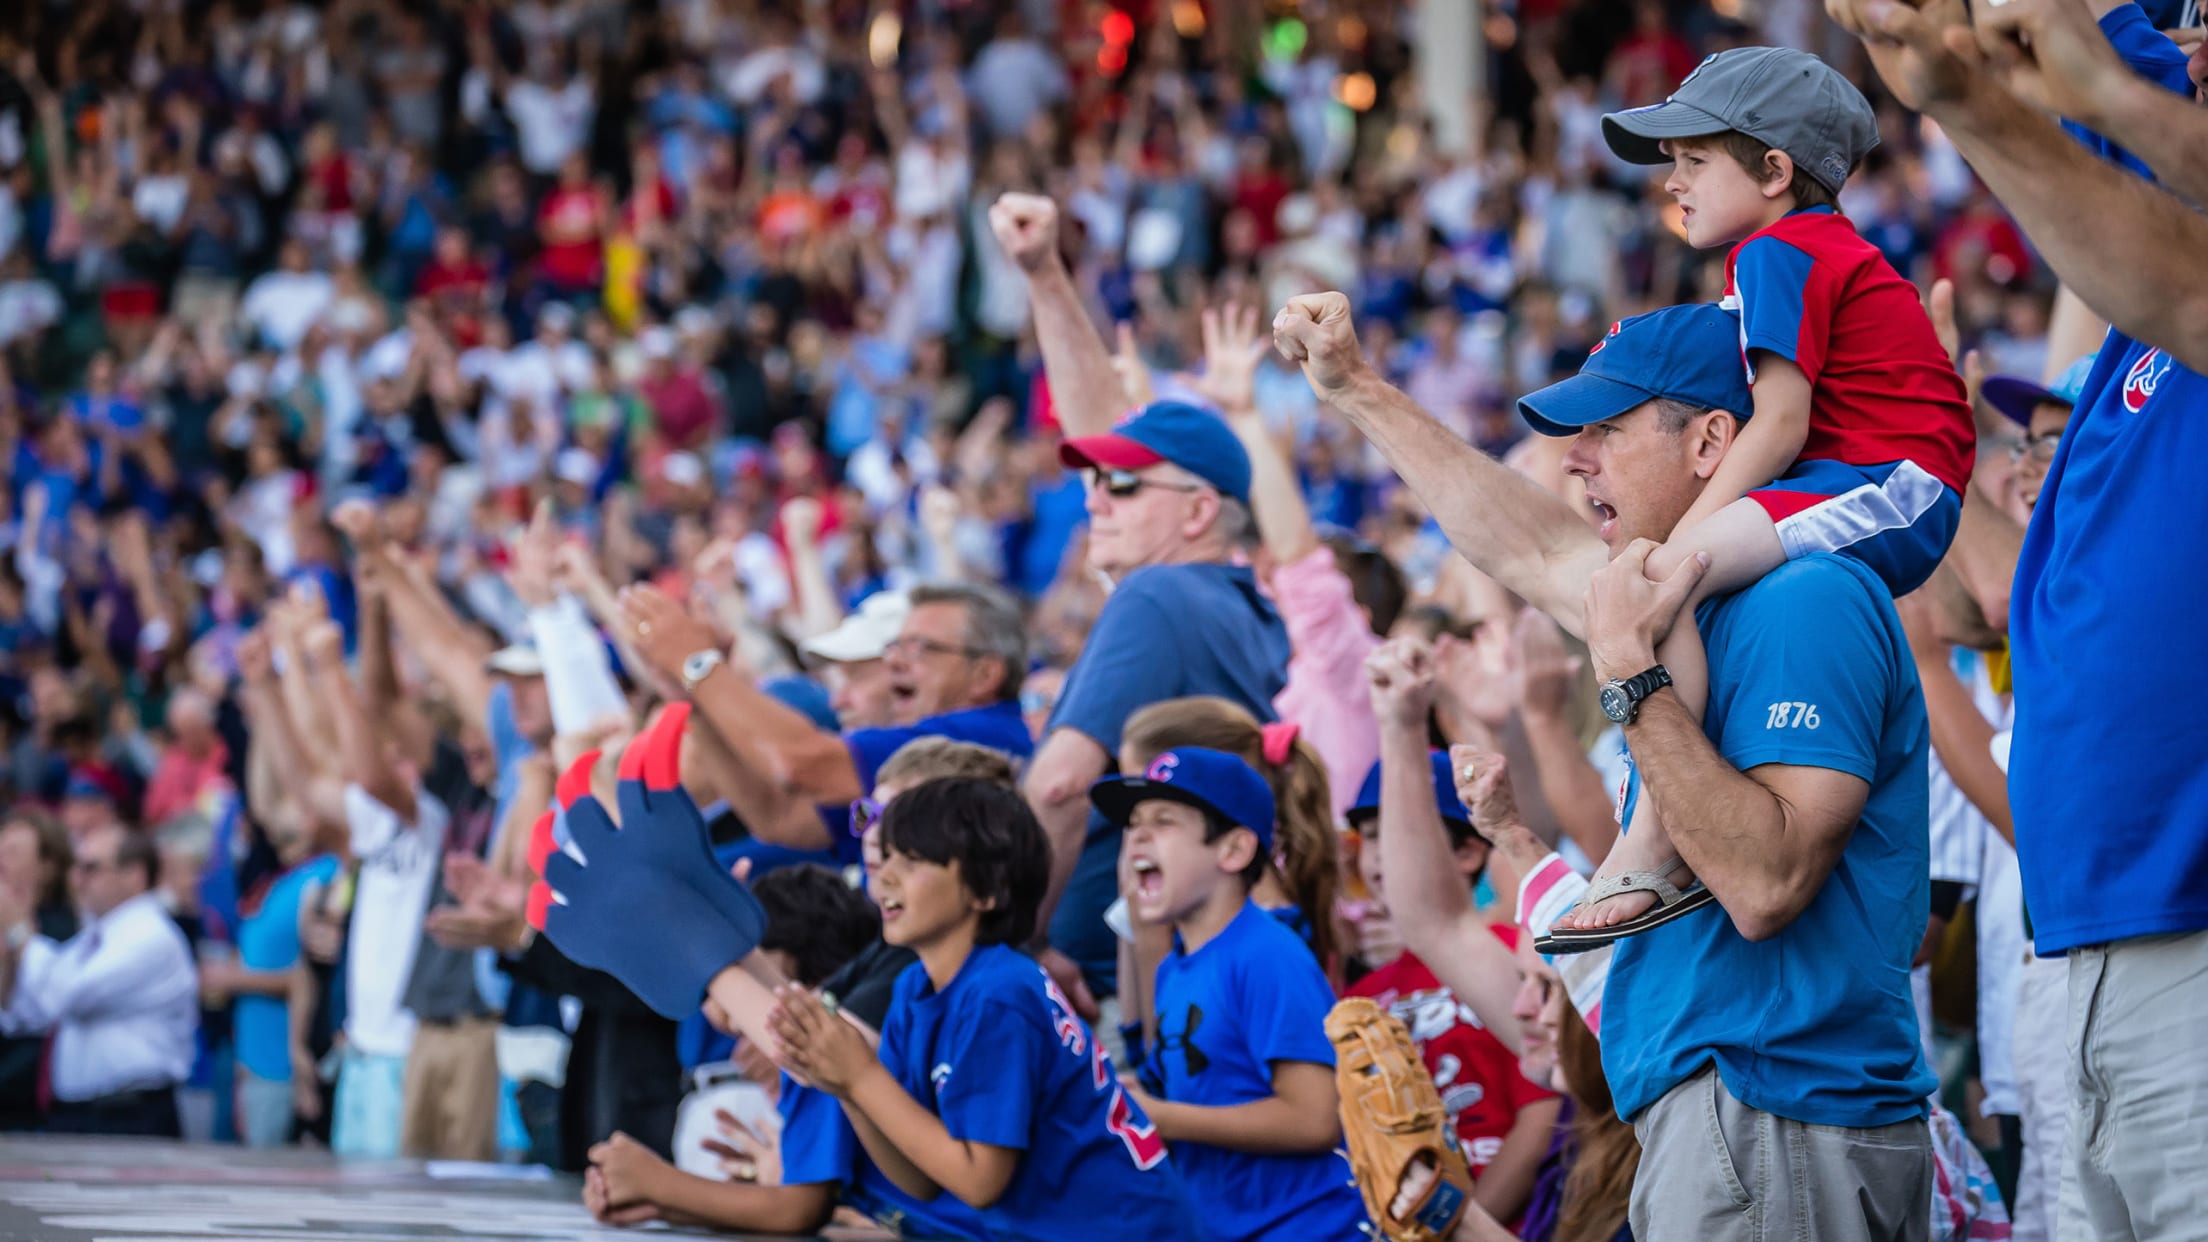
1601, 47, 1878, 195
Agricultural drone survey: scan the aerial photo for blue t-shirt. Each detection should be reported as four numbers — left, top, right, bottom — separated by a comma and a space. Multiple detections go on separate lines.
1603, 557, 1935, 1128
235, 854, 343, 1081
832, 700, 1035, 866
777, 1074, 989, 1240
1148, 902, 1367, 1241
878, 943, 1203, 1242
1047, 563, 1291, 991
2014, 4, 2208, 955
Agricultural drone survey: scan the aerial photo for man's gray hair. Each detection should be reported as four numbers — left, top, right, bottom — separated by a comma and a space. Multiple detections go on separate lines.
910, 582, 1028, 700
1216, 496, 1256, 549
1655, 397, 1713, 433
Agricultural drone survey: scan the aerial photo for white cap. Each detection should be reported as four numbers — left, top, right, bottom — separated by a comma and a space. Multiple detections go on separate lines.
641, 325, 678, 359
555, 447, 599, 486
674, 305, 718, 338
487, 645, 546, 677
660, 450, 706, 488
800, 591, 911, 664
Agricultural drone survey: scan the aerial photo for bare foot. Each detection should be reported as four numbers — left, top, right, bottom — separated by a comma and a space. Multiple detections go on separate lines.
1390, 1154, 1438, 1221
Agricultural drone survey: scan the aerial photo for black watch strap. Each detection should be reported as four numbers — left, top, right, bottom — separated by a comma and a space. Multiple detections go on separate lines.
1626, 664, 1674, 705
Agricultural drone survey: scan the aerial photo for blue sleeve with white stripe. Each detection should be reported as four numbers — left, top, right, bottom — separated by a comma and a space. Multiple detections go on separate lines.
2060, 4, 2193, 176
1732, 236, 1823, 383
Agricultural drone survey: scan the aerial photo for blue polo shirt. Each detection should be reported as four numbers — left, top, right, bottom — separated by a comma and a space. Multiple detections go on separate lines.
235, 854, 343, 1081
2012, 3, 2208, 955
1148, 901, 1368, 1241
1047, 563, 1290, 991
1603, 556, 1935, 1128
878, 944, 1203, 1241
777, 1074, 988, 1240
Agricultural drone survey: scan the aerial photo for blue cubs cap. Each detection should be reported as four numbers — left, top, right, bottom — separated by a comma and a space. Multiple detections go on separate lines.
1060, 401, 1253, 505
1519, 304, 1755, 437
1982, 353, 2097, 427
1346, 753, 1475, 839
1089, 746, 1276, 852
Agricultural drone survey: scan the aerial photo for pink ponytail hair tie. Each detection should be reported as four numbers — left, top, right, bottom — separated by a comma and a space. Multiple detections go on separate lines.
1259, 721, 1301, 767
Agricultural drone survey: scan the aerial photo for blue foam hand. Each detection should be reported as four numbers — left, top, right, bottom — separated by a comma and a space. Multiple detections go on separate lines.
537, 788, 759, 1020
608, 703, 768, 942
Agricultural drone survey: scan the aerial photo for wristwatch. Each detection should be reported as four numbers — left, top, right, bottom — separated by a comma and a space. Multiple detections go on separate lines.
1599, 664, 1673, 725
680, 649, 726, 693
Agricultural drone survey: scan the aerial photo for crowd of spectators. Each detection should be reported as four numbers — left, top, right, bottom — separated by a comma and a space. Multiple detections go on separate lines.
0, 0, 2193, 1238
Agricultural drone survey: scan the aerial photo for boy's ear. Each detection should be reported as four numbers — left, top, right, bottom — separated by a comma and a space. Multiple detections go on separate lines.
1761, 149, 1797, 201
1215, 825, 1263, 874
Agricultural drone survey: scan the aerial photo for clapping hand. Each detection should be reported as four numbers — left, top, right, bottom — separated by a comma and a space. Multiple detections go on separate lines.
769, 985, 878, 1096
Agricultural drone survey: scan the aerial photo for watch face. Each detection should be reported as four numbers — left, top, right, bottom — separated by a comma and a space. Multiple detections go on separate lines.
1600, 682, 1631, 723
683, 651, 716, 681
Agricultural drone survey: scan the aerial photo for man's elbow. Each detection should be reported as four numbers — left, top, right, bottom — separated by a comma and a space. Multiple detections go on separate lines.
1728, 889, 1815, 943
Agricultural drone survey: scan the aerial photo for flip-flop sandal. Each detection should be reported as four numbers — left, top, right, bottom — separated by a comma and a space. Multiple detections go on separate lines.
1534, 868, 1719, 955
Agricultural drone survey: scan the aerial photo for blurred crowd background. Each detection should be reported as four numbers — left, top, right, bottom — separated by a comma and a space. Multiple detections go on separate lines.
0, 0, 2049, 1196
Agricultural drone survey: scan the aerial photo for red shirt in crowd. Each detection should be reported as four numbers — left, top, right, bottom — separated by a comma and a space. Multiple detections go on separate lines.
538, 186, 605, 289
1346, 949, 1558, 1176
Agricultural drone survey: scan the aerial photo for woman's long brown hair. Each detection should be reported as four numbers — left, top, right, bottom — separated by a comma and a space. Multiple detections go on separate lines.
1554, 1001, 1640, 1242
1120, 697, 1341, 975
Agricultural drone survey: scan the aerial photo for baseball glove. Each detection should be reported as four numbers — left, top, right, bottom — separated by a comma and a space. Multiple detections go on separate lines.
1327, 997, 1474, 1242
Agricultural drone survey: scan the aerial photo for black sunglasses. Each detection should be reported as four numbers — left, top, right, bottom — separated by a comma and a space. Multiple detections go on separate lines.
1089, 467, 1207, 500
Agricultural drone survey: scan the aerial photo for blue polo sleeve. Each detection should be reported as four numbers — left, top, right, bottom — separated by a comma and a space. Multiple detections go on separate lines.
1732, 235, 1829, 384
1706, 559, 1898, 782
2062, 5, 2192, 176
778, 1077, 860, 1188
1046, 572, 1182, 756
846, 725, 924, 794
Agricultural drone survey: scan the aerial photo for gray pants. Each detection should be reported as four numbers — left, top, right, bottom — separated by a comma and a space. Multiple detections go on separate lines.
1631, 1066, 1932, 1242
2057, 930, 2208, 1241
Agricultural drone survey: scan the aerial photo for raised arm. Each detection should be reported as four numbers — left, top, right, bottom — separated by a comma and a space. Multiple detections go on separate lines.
1837, 0, 2208, 372
986, 194, 1126, 438
1274, 294, 1610, 633
1509, 612, 1621, 863
1362, 639, 1524, 1053
1196, 305, 1320, 564
307, 616, 416, 822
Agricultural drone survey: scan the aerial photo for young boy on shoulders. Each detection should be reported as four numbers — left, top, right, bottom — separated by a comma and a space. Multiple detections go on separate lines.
1093, 747, 1371, 1241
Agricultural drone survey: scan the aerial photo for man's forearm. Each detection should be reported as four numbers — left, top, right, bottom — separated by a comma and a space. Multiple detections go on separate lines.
1931, 79, 2208, 373
691, 667, 859, 804
1327, 373, 1606, 632
1917, 655, 2015, 844
1623, 692, 1830, 940
1028, 263, 1125, 438
1029, 793, 1088, 942
2092, 65, 2208, 213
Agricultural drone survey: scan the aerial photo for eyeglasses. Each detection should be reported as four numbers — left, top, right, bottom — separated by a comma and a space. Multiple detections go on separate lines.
849, 797, 883, 838
1088, 468, 1208, 500
883, 636, 982, 661
2008, 432, 2062, 465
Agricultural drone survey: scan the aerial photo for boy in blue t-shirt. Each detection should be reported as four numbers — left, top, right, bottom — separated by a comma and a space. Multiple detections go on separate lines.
770, 777, 1202, 1242
1090, 747, 1370, 1241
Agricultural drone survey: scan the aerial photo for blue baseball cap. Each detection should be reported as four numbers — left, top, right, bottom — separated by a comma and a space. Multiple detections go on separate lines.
1346, 753, 1475, 839
1089, 747, 1276, 852
1059, 401, 1253, 505
1982, 353, 2097, 427
1518, 304, 1755, 437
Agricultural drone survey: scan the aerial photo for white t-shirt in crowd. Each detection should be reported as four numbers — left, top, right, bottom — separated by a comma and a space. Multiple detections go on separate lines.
239, 270, 335, 350
343, 784, 448, 1059
504, 77, 596, 174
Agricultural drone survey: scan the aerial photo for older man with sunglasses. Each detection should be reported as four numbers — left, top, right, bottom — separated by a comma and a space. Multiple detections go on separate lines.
1021, 400, 1293, 1027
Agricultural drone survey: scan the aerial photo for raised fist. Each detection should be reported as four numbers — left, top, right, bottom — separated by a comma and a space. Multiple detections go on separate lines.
1272, 292, 1372, 399
987, 193, 1062, 275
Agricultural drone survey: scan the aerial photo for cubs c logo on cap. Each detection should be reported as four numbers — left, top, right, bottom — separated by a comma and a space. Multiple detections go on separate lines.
1146, 753, 1181, 782
1588, 321, 1623, 356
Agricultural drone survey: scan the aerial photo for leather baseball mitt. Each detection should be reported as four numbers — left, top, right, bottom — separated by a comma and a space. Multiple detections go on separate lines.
1327, 997, 1474, 1242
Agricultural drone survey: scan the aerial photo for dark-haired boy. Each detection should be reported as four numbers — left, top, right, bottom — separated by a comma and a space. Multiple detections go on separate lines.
771, 778, 1203, 1242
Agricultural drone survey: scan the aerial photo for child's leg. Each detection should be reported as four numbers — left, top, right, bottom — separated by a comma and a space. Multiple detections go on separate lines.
1556, 499, 1785, 932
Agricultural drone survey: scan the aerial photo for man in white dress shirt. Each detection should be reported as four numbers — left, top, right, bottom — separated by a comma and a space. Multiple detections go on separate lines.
0, 825, 196, 1136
